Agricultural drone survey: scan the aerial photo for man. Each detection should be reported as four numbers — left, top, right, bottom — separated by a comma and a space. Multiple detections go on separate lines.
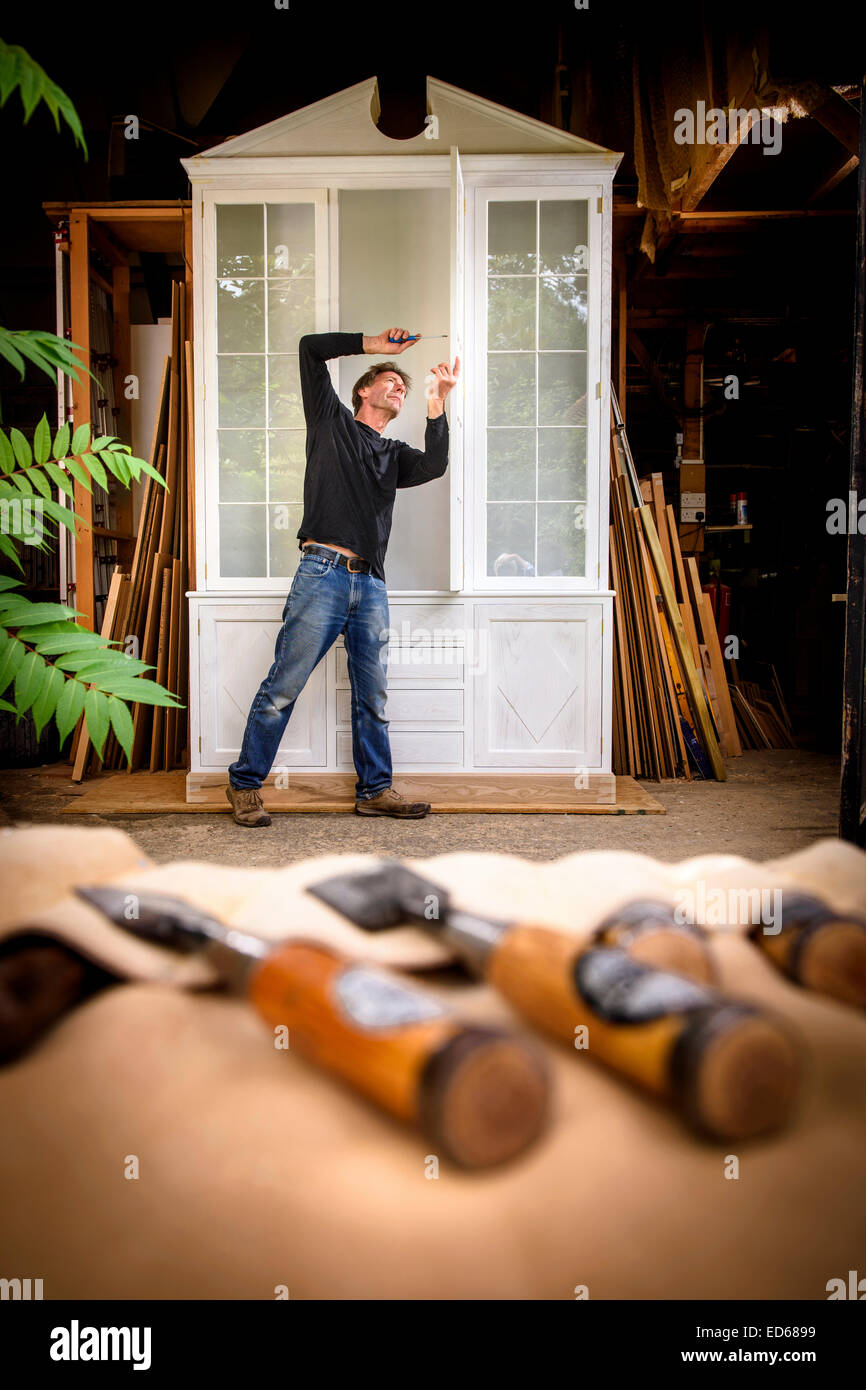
226, 328, 460, 826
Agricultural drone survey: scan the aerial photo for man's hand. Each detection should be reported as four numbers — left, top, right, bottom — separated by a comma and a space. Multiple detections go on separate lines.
362, 328, 418, 356
425, 356, 460, 417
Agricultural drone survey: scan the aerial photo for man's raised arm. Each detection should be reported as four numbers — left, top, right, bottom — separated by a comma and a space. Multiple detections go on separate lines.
397, 356, 460, 489
298, 332, 364, 424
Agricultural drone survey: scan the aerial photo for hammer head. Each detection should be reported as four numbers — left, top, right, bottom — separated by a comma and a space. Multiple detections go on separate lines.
306, 859, 451, 932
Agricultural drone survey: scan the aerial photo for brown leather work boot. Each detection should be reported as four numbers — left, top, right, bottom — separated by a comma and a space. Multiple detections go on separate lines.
226, 785, 272, 827
355, 786, 431, 819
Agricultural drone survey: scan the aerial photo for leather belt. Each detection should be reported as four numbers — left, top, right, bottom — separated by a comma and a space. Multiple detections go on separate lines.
301, 543, 372, 575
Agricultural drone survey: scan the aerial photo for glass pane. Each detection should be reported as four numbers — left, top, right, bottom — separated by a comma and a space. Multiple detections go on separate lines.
488, 277, 535, 350
218, 356, 266, 428
539, 277, 587, 351
487, 503, 535, 577
487, 429, 535, 501
217, 279, 264, 354
488, 202, 536, 273
266, 204, 315, 277
540, 201, 588, 275
268, 430, 306, 502
537, 502, 586, 577
269, 503, 305, 576
268, 355, 303, 427
267, 280, 316, 353
538, 428, 587, 501
488, 355, 535, 426
218, 430, 266, 503
216, 205, 264, 277
219, 504, 266, 578
538, 354, 587, 426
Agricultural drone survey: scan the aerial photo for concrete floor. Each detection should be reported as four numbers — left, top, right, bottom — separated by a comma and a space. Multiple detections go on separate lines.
0, 749, 842, 865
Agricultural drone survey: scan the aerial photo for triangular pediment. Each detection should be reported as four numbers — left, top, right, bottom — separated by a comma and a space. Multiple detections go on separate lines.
192, 76, 618, 158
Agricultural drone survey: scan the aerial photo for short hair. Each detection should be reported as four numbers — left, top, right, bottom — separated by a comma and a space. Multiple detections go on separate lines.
352, 361, 412, 414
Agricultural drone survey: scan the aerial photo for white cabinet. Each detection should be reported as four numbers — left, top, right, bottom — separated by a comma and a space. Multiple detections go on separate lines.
196, 602, 327, 768
182, 79, 621, 796
473, 601, 607, 768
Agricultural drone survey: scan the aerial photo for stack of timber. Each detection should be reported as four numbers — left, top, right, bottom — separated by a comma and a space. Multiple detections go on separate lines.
70, 280, 195, 779
729, 663, 796, 750
609, 387, 735, 782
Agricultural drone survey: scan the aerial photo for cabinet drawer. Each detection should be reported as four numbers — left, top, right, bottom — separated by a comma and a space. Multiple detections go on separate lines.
336, 646, 463, 683
337, 602, 466, 645
338, 730, 463, 766
336, 687, 463, 725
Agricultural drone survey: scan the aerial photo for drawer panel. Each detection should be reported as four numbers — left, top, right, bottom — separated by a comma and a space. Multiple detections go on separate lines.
337, 602, 466, 645
338, 730, 463, 766
336, 687, 463, 725
336, 646, 463, 684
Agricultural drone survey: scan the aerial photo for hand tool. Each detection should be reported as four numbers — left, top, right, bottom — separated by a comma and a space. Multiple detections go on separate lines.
387, 334, 448, 343
307, 862, 801, 1139
748, 891, 866, 1009
592, 899, 717, 985
74, 884, 550, 1170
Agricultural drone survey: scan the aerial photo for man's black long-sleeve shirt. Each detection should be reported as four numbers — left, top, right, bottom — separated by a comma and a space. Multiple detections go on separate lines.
296, 332, 449, 583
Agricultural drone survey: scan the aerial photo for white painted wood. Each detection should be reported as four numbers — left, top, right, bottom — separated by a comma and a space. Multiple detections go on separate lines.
336, 645, 464, 684
336, 687, 463, 724
470, 184, 605, 594
335, 601, 467, 644
338, 730, 464, 767
197, 603, 327, 768
201, 187, 328, 593
449, 147, 465, 590
180, 77, 614, 166
473, 601, 604, 768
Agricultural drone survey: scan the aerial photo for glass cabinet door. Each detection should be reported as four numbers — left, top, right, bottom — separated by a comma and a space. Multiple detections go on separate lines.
479, 191, 598, 585
206, 192, 327, 587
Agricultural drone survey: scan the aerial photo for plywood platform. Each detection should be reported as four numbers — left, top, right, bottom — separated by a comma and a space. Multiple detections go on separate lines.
60, 771, 664, 815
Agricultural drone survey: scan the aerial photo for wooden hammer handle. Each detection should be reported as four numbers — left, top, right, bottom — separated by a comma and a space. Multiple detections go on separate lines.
486, 926, 799, 1138
247, 940, 549, 1168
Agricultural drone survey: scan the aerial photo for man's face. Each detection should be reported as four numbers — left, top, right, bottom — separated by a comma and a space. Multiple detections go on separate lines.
361, 371, 406, 418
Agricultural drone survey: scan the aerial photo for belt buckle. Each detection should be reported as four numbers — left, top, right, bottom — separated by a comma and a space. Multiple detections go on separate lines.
347, 556, 364, 573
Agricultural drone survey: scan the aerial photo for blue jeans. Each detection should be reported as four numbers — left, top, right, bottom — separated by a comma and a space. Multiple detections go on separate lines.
228, 551, 392, 800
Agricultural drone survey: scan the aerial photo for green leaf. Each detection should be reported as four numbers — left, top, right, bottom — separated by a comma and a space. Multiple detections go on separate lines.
53, 649, 127, 673
90, 436, 117, 451
13, 648, 46, 714
85, 451, 108, 491
107, 696, 134, 763
64, 454, 93, 492
43, 461, 74, 499
93, 676, 184, 707
30, 662, 65, 739
0, 697, 16, 713
0, 432, 14, 474
55, 675, 87, 743
41, 497, 87, 532
29, 630, 108, 656
84, 686, 110, 758
70, 422, 91, 456
9, 428, 32, 468
33, 414, 51, 465
72, 658, 154, 681
0, 332, 25, 380
10, 470, 34, 495
52, 422, 70, 460
0, 633, 26, 695
0, 533, 24, 570
133, 458, 169, 489
0, 577, 23, 593
101, 451, 131, 486
26, 467, 51, 501
0, 600, 81, 625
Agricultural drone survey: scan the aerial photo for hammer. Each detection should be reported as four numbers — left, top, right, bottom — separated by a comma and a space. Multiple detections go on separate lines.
307, 862, 801, 1139
74, 885, 550, 1170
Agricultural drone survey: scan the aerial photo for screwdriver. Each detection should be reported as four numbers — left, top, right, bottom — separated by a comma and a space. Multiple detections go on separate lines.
75, 884, 551, 1170
387, 333, 448, 343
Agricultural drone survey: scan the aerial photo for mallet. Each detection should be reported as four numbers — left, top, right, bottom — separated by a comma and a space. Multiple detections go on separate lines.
75, 885, 550, 1170
307, 862, 801, 1139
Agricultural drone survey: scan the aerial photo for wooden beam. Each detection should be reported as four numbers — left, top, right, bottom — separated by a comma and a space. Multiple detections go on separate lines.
68, 211, 94, 635
807, 156, 859, 206
626, 329, 681, 423
809, 86, 861, 157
